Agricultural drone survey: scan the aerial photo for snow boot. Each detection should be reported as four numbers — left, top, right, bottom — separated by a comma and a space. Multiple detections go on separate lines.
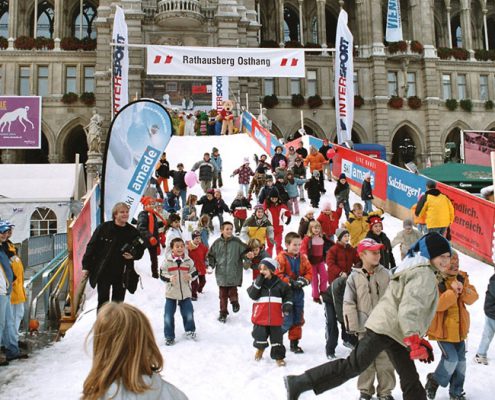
284, 373, 312, 400
290, 340, 304, 354
232, 301, 240, 313
218, 313, 227, 323
474, 353, 488, 365
425, 373, 439, 399
359, 394, 372, 400
276, 359, 286, 367
165, 338, 175, 346
378, 396, 395, 400
255, 348, 264, 361
449, 393, 466, 400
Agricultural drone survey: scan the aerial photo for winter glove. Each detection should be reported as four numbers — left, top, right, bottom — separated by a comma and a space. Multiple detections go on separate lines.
282, 303, 293, 315
285, 215, 292, 225
296, 276, 309, 287
254, 274, 265, 288
403, 335, 434, 363
289, 278, 301, 289
149, 237, 158, 247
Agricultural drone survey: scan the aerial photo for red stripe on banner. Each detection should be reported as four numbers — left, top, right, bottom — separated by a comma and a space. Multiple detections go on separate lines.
280, 58, 288, 66
153, 55, 162, 64
291, 58, 298, 66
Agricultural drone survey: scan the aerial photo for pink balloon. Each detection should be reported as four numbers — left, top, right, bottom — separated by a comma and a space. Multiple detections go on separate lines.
326, 148, 336, 159
185, 171, 199, 188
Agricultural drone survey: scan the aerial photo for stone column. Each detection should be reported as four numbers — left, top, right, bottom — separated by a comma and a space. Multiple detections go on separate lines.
53, 0, 63, 40
460, 0, 473, 50
7, 0, 18, 39
278, 0, 285, 46
298, 0, 304, 44
445, 0, 452, 48
316, 0, 327, 49
410, 0, 435, 46
370, 0, 385, 55
483, 6, 489, 49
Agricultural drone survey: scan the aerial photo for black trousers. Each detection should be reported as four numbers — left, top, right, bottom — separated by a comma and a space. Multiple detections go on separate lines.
97, 278, 126, 311
252, 325, 286, 360
305, 329, 426, 400
148, 245, 159, 277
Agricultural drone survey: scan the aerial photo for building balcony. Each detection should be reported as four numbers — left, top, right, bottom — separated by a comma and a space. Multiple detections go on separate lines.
156, 0, 204, 28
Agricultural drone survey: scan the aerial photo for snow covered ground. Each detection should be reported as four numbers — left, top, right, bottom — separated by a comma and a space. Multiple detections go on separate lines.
1, 134, 494, 400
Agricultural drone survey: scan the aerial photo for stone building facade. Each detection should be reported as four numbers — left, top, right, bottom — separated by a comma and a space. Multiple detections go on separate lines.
1, 0, 495, 170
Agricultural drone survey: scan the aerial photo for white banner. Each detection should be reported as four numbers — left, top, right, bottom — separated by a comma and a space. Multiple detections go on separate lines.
334, 10, 354, 145
112, 6, 129, 116
147, 46, 305, 77
386, 0, 403, 42
212, 76, 229, 112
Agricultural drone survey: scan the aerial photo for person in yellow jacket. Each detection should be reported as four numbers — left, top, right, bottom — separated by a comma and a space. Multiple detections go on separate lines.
411, 203, 427, 234
345, 203, 384, 248
415, 180, 455, 236
5, 225, 26, 340
425, 250, 478, 400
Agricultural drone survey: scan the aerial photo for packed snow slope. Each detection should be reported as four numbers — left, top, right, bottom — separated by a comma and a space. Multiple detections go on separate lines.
1, 134, 494, 400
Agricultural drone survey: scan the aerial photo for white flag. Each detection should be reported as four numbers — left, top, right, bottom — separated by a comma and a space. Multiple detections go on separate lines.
212, 77, 229, 112
334, 10, 354, 145
386, 0, 403, 42
112, 6, 129, 116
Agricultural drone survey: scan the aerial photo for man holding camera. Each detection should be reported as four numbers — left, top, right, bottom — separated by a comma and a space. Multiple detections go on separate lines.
82, 202, 145, 311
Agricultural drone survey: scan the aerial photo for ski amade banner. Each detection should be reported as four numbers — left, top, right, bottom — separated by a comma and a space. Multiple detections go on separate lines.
212, 76, 229, 112
102, 100, 172, 221
112, 5, 129, 116
334, 9, 354, 145
385, 0, 403, 42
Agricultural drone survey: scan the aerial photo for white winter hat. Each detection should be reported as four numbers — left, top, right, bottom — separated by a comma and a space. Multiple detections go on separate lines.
364, 172, 371, 179
243, 157, 250, 164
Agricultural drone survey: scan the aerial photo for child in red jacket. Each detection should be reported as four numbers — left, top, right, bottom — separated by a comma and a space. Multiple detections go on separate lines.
247, 257, 293, 367
317, 202, 343, 243
264, 188, 291, 256
301, 221, 327, 304
187, 230, 209, 300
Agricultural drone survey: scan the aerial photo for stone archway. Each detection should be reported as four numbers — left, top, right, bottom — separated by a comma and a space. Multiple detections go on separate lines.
391, 125, 422, 167
22, 132, 50, 164
444, 127, 462, 163
62, 125, 88, 164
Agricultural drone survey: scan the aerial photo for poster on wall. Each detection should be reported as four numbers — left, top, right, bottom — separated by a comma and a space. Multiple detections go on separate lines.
462, 130, 495, 167
0, 96, 41, 149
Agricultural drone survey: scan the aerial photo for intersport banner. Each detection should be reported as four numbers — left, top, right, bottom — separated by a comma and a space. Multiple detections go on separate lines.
385, 0, 403, 42
334, 10, 354, 144
147, 46, 305, 77
112, 6, 129, 116
212, 76, 229, 112
102, 100, 172, 221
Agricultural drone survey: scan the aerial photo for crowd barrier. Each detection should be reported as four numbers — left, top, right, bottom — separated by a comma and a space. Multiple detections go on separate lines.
242, 111, 495, 265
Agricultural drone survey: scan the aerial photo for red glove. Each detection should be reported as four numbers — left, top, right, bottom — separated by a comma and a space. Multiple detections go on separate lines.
149, 237, 158, 247
403, 335, 434, 363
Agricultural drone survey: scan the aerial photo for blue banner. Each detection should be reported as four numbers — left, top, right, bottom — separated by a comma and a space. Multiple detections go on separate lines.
387, 164, 427, 209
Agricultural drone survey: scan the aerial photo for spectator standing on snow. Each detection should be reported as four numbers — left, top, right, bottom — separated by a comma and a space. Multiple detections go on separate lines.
169, 163, 188, 208
211, 147, 223, 189
475, 265, 495, 365
292, 156, 307, 202
231, 157, 255, 197
304, 146, 327, 193
248, 154, 271, 200
136, 197, 163, 279
335, 173, 351, 218
361, 172, 374, 214
415, 180, 455, 236
191, 152, 217, 193
271, 145, 288, 173
391, 219, 422, 260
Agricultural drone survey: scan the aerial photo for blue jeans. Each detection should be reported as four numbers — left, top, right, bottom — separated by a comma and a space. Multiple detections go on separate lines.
433, 341, 466, 397
179, 189, 187, 209
341, 200, 351, 219
364, 199, 373, 213
164, 297, 195, 340
239, 183, 249, 197
477, 315, 495, 356
0, 294, 20, 358
428, 227, 447, 236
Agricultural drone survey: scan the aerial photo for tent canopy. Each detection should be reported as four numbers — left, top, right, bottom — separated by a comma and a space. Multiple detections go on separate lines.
420, 163, 492, 193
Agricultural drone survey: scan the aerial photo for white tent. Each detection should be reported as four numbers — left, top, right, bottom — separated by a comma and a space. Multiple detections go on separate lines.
0, 164, 86, 243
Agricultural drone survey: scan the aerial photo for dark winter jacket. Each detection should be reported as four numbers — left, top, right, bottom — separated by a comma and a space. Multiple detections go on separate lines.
258, 185, 274, 205
155, 160, 170, 179
230, 197, 251, 220
319, 144, 331, 160
296, 147, 308, 159
208, 235, 248, 287
484, 273, 495, 320
274, 181, 289, 204
271, 153, 288, 172
305, 177, 321, 200
192, 159, 217, 182
298, 216, 315, 237
291, 162, 306, 179
233, 164, 254, 185
335, 181, 350, 204
169, 170, 187, 190
165, 192, 181, 212
136, 210, 160, 248
197, 195, 217, 217
214, 198, 230, 216
82, 221, 144, 288
322, 276, 347, 324
361, 179, 373, 200
247, 275, 292, 326
255, 161, 271, 174
365, 230, 396, 270
326, 242, 360, 283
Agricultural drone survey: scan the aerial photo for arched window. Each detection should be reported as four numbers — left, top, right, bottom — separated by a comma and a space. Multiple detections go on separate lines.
33, 1, 55, 38
311, 16, 318, 43
0, 0, 8, 38
30, 207, 57, 237
451, 15, 462, 48
284, 6, 300, 42
73, 2, 97, 39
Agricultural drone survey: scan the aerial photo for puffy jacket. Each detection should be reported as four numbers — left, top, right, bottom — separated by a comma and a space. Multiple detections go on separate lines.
155, 160, 170, 179
233, 164, 254, 184
361, 179, 373, 200
321, 276, 347, 324
258, 185, 273, 205
208, 235, 248, 287
187, 241, 208, 275
298, 216, 314, 237
230, 197, 251, 220
275, 251, 312, 285
317, 209, 342, 238
241, 214, 274, 246
197, 195, 217, 217
391, 228, 423, 260
159, 254, 198, 300
335, 181, 350, 204
365, 231, 396, 270
365, 254, 439, 346
0, 246, 13, 296
211, 154, 223, 172
102, 374, 188, 400
428, 271, 478, 342
304, 177, 321, 200
345, 208, 384, 248
285, 178, 306, 198
304, 151, 327, 172
415, 189, 455, 229
263, 201, 290, 229
137, 210, 160, 249
192, 159, 217, 181
300, 235, 325, 264
247, 275, 292, 326
213, 198, 230, 216
6, 241, 26, 304
484, 273, 495, 319
326, 242, 360, 283
343, 264, 390, 334
271, 153, 288, 172
291, 163, 306, 179
411, 204, 426, 226
169, 170, 187, 190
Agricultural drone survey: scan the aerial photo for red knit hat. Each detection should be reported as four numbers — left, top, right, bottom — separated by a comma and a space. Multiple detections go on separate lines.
368, 215, 383, 228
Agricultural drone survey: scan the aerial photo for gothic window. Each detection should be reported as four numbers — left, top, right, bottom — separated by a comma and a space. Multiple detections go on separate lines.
284, 6, 299, 42
34, 1, 55, 38
311, 16, 318, 43
73, 2, 97, 39
0, 0, 8, 38
30, 207, 57, 237
451, 15, 462, 48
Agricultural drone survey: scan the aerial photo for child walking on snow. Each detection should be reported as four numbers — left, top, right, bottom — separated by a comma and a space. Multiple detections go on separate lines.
231, 157, 255, 197
301, 221, 327, 304
264, 189, 291, 256
187, 230, 209, 300
391, 218, 422, 260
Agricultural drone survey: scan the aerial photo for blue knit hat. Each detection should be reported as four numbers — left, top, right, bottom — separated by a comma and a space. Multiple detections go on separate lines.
406, 232, 452, 259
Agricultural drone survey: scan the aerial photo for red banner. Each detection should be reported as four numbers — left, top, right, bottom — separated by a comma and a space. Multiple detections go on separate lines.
438, 182, 495, 264
71, 199, 92, 295
192, 85, 208, 94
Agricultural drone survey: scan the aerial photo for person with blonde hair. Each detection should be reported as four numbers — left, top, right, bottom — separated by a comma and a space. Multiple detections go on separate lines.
82, 302, 188, 400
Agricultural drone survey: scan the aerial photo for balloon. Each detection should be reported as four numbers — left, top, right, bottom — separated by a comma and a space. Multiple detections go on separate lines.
326, 148, 336, 160
185, 171, 199, 188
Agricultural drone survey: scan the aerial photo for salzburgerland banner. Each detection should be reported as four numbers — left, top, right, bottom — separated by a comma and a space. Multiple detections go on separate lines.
385, 0, 403, 42
112, 6, 129, 116
387, 164, 426, 209
334, 10, 354, 144
212, 76, 229, 112
147, 46, 305, 77
462, 130, 495, 167
102, 100, 172, 221
0, 96, 41, 149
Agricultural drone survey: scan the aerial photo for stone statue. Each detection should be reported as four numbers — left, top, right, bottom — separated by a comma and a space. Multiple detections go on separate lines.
85, 110, 103, 153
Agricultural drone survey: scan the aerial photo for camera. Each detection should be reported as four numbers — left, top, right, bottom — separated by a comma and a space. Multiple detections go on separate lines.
120, 236, 145, 259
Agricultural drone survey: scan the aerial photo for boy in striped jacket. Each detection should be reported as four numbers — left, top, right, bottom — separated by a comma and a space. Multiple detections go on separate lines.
247, 257, 293, 367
